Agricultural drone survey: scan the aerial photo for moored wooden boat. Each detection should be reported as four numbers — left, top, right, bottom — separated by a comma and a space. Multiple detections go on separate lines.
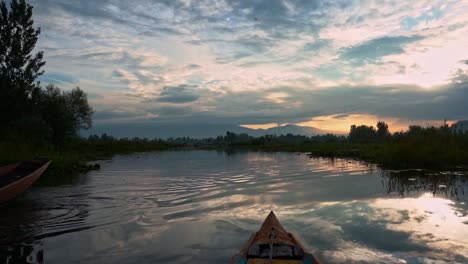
231, 211, 322, 264
0, 158, 51, 203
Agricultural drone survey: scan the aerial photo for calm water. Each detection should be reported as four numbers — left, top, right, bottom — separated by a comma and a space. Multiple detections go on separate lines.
1, 150, 467, 264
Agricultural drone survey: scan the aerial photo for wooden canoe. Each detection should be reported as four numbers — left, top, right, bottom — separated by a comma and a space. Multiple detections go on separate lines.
0, 158, 51, 203
231, 211, 322, 264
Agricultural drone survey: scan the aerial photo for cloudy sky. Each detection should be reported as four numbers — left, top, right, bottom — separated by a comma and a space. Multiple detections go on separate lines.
31, 0, 468, 134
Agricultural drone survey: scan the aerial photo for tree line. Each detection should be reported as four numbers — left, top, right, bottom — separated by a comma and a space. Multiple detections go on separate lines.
155, 120, 464, 147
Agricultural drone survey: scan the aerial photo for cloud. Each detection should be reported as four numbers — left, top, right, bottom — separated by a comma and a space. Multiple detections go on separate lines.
153, 85, 200, 104
95, 78, 468, 128
39, 72, 78, 84
339, 35, 425, 66
25, 0, 468, 134
93, 110, 144, 121
151, 106, 193, 117
302, 39, 331, 53
332, 114, 350, 120
228, 0, 328, 37
186, 64, 201, 69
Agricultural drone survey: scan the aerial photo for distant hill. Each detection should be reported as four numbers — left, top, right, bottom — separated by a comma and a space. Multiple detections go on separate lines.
452, 120, 468, 133
248, 124, 325, 137
82, 123, 327, 139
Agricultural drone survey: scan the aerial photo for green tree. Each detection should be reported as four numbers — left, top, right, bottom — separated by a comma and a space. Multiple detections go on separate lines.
0, 0, 94, 146
0, 0, 45, 130
39, 85, 93, 146
66, 87, 93, 130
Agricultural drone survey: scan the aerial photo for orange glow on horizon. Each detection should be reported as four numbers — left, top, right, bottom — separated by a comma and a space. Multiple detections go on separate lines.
241, 123, 282, 130
242, 115, 453, 134
298, 115, 454, 133
297, 114, 407, 133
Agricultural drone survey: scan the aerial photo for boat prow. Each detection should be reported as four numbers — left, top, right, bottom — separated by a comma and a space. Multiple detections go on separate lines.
0, 158, 51, 203
231, 211, 322, 264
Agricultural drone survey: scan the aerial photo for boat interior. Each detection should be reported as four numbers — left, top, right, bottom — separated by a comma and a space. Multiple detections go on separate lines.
0, 158, 49, 188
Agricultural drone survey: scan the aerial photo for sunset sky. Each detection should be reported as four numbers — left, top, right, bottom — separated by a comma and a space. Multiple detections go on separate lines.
31, 0, 468, 135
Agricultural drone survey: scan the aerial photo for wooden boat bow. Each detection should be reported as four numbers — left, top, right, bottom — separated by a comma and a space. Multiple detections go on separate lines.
231, 211, 322, 264
0, 158, 51, 203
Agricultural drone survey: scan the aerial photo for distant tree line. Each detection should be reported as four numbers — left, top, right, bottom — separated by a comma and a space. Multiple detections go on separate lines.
348, 121, 466, 143
157, 121, 463, 145
162, 132, 346, 146
348, 121, 391, 143
79, 121, 468, 169
0, 0, 93, 147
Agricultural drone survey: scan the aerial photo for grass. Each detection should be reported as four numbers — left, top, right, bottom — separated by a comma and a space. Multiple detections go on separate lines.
0, 138, 179, 176
231, 140, 468, 170
2, 128, 468, 176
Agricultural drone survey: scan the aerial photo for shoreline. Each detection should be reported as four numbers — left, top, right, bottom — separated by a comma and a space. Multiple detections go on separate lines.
3, 143, 468, 177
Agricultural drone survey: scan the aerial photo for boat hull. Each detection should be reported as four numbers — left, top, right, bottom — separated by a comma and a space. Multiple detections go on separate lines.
0, 159, 51, 203
231, 211, 321, 264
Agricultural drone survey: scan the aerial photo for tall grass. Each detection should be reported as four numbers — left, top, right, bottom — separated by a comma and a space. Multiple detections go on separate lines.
0, 137, 179, 175
228, 127, 468, 169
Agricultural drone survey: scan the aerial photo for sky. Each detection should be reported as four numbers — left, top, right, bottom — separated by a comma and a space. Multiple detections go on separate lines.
30, 0, 468, 134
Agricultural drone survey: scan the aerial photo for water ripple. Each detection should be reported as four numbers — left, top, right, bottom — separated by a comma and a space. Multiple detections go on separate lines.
1, 151, 466, 264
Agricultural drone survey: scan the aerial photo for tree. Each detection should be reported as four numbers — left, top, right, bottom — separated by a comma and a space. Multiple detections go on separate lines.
39, 85, 73, 145
0, 1, 94, 146
225, 131, 236, 142
66, 87, 93, 130
39, 85, 93, 146
0, 0, 44, 87
0, 0, 45, 128
349, 124, 377, 143
376, 121, 390, 142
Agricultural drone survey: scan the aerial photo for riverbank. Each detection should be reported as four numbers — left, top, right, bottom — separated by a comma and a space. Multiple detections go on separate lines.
3, 133, 468, 175
0, 139, 180, 176
228, 141, 468, 170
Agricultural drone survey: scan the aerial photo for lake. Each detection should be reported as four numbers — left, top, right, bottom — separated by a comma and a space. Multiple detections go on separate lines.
1, 150, 467, 263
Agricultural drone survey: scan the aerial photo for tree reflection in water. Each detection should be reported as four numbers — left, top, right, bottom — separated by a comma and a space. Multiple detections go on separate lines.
382, 169, 468, 201
0, 201, 44, 264
1, 245, 44, 264
0, 178, 90, 264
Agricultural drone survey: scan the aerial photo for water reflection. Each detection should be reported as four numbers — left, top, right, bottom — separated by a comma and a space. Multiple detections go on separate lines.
382, 169, 468, 201
1, 244, 43, 264
0, 177, 91, 264
0, 201, 44, 264
0, 151, 466, 263
371, 193, 468, 261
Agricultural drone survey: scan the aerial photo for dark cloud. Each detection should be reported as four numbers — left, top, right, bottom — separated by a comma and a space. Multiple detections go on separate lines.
112, 70, 125, 78
137, 80, 468, 125
149, 85, 200, 104
89, 79, 468, 138
150, 106, 194, 117
333, 114, 350, 120
186, 64, 201, 69
340, 35, 424, 65
93, 110, 144, 121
